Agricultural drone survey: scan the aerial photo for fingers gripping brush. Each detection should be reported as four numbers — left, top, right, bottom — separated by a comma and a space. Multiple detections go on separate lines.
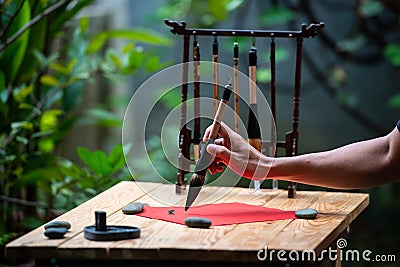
185, 82, 232, 211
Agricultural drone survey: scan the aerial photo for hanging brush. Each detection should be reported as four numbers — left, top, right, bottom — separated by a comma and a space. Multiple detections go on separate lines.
185, 82, 232, 211
248, 44, 262, 191
213, 36, 219, 115
193, 37, 201, 162
233, 41, 239, 133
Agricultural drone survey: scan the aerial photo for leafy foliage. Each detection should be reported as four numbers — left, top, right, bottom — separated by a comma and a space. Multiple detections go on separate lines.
259, 5, 295, 27
0, 0, 171, 238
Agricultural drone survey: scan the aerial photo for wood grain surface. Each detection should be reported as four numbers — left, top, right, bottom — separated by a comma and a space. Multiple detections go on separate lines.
6, 181, 369, 263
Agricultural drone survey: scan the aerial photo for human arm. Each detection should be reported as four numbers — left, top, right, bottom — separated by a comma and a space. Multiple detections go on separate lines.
204, 122, 400, 189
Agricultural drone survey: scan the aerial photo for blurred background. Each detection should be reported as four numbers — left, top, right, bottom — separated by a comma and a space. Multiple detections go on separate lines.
1, 0, 399, 266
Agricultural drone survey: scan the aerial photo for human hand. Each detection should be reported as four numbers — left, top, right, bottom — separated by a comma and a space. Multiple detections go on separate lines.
203, 122, 270, 180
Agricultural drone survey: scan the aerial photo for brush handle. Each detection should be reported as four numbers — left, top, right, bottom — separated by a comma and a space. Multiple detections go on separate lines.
209, 100, 226, 140
194, 84, 231, 175
193, 40, 201, 146
234, 42, 239, 133
213, 38, 219, 115
194, 100, 227, 176
248, 47, 261, 142
213, 55, 219, 115
248, 47, 261, 190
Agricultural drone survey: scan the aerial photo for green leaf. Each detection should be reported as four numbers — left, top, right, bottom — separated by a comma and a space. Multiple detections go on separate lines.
50, 63, 70, 75
110, 53, 122, 68
338, 35, 366, 53
153, 0, 192, 21
122, 43, 134, 54
209, 0, 228, 20
329, 64, 347, 86
77, 147, 113, 177
0, 70, 5, 95
11, 121, 34, 131
48, 0, 94, 38
105, 28, 172, 46
260, 5, 295, 27
13, 83, 34, 103
19, 216, 45, 230
145, 56, 162, 72
0, 0, 31, 83
57, 158, 86, 177
256, 68, 272, 83
360, 0, 383, 17
68, 59, 78, 72
128, 47, 145, 71
40, 109, 63, 131
84, 108, 122, 127
0, 70, 8, 115
108, 144, 126, 174
86, 33, 107, 54
335, 90, 358, 108
80, 16, 90, 34
388, 93, 400, 108
384, 43, 400, 67
14, 11, 47, 82
32, 49, 49, 68
40, 0, 50, 6
275, 47, 289, 63
0, 70, 8, 114
38, 138, 55, 153
16, 136, 29, 145
0, 232, 17, 246
32, 130, 53, 139
40, 75, 59, 87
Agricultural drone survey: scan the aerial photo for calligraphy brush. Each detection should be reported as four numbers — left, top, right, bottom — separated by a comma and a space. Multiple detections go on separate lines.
233, 41, 239, 133
270, 38, 279, 190
248, 46, 262, 190
193, 38, 201, 162
185, 82, 232, 211
213, 36, 219, 115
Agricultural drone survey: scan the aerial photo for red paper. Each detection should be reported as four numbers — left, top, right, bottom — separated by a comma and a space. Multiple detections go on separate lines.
136, 202, 296, 226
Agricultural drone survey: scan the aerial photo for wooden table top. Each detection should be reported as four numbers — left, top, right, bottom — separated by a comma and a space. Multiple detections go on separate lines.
6, 181, 369, 263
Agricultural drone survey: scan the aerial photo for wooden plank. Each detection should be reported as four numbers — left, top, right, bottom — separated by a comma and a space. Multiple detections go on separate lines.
57, 183, 178, 259
152, 188, 285, 262
266, 192, 369, 255
58, 182, 234, 260
107, 184, 237, 260
110, 188, 287, 261
5, 181, 154, 260
5, 181, 369, 264
203, 191, 326, 262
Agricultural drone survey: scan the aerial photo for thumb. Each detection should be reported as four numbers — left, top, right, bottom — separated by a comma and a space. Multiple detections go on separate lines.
206, 144, 231, 162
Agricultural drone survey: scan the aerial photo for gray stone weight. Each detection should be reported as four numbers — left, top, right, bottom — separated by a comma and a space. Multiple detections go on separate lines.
44, 227, 67, 239
122, 202, 144, 215
184, 217, 212, 228
295, 208, 318, 219
44, 221, 71, 230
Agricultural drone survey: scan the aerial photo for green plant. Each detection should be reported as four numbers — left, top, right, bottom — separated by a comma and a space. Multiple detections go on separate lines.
28, 143, 132, 212
0, 0, 172, 238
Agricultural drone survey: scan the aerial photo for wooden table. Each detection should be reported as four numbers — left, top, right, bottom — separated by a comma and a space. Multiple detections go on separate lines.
6, 181, 369, 266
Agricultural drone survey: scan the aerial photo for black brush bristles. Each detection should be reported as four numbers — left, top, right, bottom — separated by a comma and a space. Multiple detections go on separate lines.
222, 82, 232, 101
189, 173, 205, 187
185, 174, 205, 211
